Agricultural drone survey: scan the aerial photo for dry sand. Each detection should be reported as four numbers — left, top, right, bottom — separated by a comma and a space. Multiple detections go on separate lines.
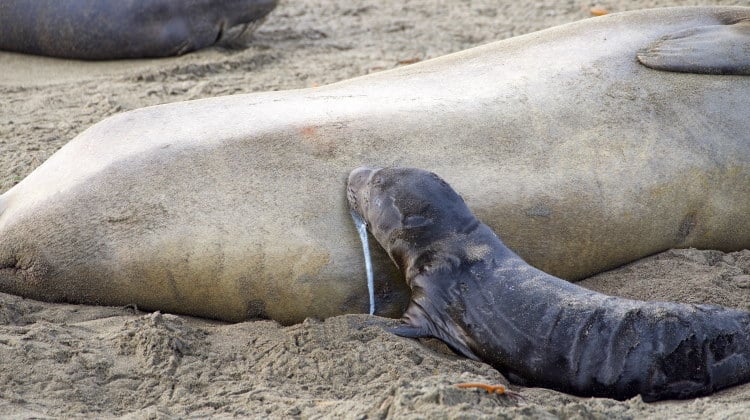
2, 0, 750, 418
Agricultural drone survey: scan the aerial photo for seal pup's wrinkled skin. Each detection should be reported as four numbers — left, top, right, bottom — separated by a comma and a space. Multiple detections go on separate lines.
347, 167, 750, 401
0, 0, 278, 59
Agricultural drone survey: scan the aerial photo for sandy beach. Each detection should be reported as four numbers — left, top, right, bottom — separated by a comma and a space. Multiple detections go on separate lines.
1, 0, 749, 417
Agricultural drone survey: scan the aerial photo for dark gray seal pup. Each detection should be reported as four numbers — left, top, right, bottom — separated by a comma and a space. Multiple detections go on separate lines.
347, 166, 750, 401
0, 0, 278, 59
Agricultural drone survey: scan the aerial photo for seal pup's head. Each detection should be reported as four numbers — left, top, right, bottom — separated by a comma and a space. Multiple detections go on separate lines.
347, 167, 486, 276
347, 166, 488, 360
347, 167, 480, 275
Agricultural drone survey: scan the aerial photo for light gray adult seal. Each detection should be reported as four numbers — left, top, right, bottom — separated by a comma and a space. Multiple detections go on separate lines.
0, 7, 748, 324
0, 0, 278, 59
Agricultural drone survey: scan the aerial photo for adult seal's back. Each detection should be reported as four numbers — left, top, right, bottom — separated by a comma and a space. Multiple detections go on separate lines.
0, 7, 748, 324
0, 0, 278, 59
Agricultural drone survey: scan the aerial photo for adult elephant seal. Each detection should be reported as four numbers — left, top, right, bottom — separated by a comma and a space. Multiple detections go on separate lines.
347, 166, 750, 401
0, 7, 749, 324
0, 0, 278, 59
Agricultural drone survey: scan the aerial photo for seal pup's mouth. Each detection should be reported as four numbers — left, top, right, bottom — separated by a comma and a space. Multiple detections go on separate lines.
346, 166, 381, 220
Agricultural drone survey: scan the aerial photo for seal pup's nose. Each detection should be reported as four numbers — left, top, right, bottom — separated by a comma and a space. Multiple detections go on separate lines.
347, 167, 380, 212
347, 166, 380, 188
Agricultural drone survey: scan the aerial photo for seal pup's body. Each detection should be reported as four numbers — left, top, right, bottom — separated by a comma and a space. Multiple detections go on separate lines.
347, 167, 750, 401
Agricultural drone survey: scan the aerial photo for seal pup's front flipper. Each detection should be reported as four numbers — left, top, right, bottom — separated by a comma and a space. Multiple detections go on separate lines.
390, 301, 481, 362
637, 18, 750, 75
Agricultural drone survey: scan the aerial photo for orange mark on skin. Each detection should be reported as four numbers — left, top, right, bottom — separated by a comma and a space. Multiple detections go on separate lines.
455, 383, 524, 400
299, 125, 337, 158
590, 8, 608, 16
301, 126, 317, 137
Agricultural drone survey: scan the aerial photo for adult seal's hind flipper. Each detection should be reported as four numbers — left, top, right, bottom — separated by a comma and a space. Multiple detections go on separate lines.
637, 14, 750, 75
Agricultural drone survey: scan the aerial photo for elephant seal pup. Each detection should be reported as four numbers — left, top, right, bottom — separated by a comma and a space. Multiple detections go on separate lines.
0, 7, 749, 325
0, 0, 277, 59
347, 166, 750, 401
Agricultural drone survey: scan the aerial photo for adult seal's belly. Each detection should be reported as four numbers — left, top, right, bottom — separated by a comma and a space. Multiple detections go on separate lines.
0, 7, 748, 324
0, 0, 278, 59
347, 166, 750, 401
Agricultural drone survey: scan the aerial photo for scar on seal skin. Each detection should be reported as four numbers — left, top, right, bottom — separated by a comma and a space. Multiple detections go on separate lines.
347, 167, 750, 402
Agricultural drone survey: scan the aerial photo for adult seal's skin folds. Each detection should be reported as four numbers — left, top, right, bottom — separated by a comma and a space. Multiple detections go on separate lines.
0, 7, 748, 324
347, 166, 750, 402
0, 0, 278, 59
